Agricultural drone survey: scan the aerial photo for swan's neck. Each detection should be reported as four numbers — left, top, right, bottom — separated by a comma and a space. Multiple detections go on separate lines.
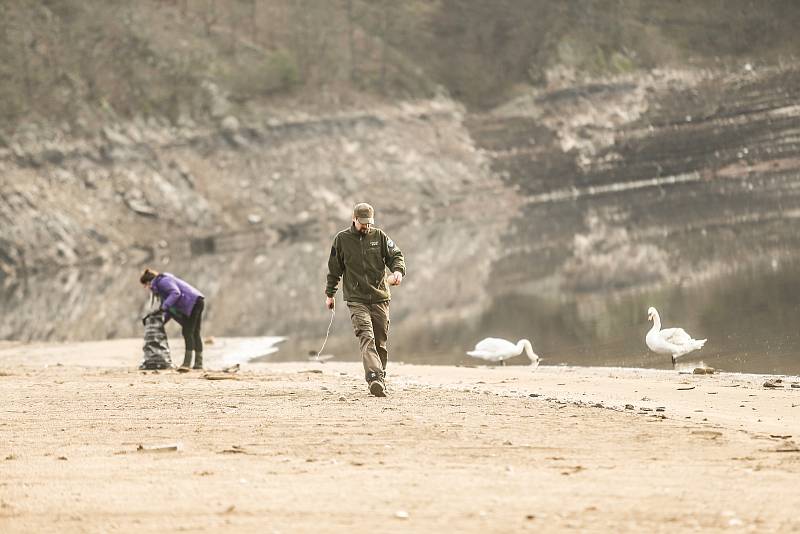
649, 313, 662, 334
517, 339, 533, 357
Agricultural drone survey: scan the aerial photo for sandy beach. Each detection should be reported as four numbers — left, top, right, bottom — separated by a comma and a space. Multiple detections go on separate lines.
1, 339, 799, 533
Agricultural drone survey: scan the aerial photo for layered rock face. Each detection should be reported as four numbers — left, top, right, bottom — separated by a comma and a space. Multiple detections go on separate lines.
0, 100, 497, 274
0, 100, 509, 341
2, 65, 800, 350
468, 66, 800, 294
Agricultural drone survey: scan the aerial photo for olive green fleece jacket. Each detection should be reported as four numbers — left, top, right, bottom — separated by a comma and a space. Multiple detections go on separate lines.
325, 225, 406, 304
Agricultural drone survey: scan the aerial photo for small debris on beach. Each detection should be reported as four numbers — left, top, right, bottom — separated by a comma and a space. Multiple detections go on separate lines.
394, 510, 410, 519
763, 380, 783, 389
691, 431, 722, 440
677, 386, 695, 390
203, 373, 239, 380
136, 443, 182, 453
561, 465, 585, 475
219, 445, 247, 454
770, 445, 800, 453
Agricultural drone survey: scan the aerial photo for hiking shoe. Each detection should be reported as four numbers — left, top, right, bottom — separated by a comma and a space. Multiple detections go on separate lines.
369, 379, 387, 397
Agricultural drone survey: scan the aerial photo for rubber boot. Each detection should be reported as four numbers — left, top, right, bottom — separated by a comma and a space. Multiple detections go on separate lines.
192, 352, 203, 370
180, 351, 192, 369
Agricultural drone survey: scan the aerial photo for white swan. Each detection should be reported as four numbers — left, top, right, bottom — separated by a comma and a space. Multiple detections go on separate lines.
646, 307, 706, 364
466, 338, 540, 367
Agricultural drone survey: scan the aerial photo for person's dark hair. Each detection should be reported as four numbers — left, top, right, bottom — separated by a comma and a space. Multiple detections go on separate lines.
140, 268, 159, 285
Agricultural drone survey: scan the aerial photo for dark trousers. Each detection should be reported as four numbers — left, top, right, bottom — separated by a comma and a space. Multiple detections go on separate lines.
175, 298, 204, 354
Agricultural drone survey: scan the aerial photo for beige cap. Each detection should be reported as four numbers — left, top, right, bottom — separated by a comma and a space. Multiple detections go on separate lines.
353, 202, 374, 224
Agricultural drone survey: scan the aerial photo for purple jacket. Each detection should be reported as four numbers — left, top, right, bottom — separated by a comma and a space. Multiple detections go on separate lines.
150, 273, 204, 321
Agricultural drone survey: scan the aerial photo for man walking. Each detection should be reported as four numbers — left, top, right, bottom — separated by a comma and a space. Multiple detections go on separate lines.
325, 203, 406, 397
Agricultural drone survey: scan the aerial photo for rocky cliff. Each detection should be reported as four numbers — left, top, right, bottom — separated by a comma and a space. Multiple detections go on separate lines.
2, 64, 800, 355
469, 65, 800, 294
0, 98, 511, 342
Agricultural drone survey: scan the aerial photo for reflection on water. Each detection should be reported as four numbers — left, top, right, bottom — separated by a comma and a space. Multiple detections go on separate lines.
2, 253, 799, 376
422, 260, 800, 375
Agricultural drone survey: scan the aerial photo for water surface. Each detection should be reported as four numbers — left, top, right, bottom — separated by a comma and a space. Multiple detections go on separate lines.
3, 256, 798, 375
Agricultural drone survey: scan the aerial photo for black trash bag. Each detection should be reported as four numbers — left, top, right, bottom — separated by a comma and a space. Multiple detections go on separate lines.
140, 311, 173, 370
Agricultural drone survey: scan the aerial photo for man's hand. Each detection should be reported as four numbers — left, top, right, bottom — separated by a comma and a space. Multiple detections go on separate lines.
325, 296, 335, 310
388, 272, 403, 286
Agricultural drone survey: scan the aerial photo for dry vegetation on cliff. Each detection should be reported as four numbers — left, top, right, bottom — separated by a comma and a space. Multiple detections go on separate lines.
2, 0, 798, 130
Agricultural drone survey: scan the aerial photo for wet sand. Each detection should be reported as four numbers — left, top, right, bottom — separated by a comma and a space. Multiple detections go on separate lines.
1, 339, 799, 532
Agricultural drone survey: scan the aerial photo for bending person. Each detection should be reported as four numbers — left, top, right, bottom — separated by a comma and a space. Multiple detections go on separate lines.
140, 268, 206, 370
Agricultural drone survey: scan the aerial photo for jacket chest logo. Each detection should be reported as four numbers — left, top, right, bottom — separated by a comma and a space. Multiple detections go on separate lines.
370, 241, 379, 246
